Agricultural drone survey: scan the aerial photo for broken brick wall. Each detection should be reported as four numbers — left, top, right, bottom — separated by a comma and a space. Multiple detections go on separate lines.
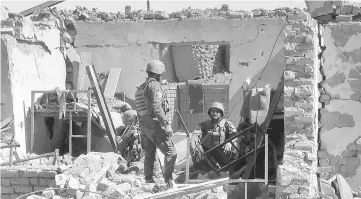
1, 166, 57, 199
318, 22, 361, 191
75, 17, 285, 125
1, 18, 67, 157
276, 11, 319, 199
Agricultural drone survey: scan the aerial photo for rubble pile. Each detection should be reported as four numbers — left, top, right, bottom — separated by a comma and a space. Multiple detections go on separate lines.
18, 5, 307, 24
202, 72, 232, 85
190, 45, 225, 78
15, 151, 233, 199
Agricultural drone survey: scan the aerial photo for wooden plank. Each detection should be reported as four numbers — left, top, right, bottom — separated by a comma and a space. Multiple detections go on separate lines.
86, 65, 117, 151
77, 52, 92, 101
20, 1, 65, 17
0, 116, 14, 129
87, 90, 92, 153
31, 91, 35, 153
144, 178, 266, 199
103, 68, 121, 99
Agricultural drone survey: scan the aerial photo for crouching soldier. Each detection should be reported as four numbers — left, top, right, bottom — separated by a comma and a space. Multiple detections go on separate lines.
190, 102, 238, 172
116, 110, 163, 178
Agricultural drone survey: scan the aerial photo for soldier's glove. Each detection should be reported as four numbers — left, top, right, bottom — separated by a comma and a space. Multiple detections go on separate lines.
164, 124, 173, 137
223, 142, 233, 152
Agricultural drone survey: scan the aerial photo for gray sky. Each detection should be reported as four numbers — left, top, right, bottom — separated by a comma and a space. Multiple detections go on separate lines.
2, 0, 307, 14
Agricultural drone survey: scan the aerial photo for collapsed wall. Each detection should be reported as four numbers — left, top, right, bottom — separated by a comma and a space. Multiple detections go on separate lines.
305, 0, 361, 193
1, 13, 67, 156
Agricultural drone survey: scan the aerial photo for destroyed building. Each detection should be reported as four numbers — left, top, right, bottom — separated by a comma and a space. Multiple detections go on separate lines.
1, 0, 361, 199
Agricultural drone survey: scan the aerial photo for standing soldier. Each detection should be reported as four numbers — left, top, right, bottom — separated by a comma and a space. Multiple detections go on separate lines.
135, 60, 178, 189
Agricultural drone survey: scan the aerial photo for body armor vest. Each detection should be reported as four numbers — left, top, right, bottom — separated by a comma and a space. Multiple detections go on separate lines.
202, 119, 229, 149
135, 82, 151, 117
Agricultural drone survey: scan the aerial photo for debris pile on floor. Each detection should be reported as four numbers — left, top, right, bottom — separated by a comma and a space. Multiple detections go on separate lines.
18, 152, 235, 199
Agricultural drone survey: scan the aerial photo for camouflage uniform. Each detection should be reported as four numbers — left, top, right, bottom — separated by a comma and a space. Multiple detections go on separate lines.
137, 77, 177, 182
190, 118, 238, 171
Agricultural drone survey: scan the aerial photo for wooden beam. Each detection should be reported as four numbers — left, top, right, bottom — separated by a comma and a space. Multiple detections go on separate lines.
103, 68, 121, 99
86, 65, 117, 151
20, 1, 65, 17
77, 52, 92, 101
144, 178, 266, 199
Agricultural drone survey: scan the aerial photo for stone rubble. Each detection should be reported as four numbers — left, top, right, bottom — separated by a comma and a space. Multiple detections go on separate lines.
15, 152, 232, 199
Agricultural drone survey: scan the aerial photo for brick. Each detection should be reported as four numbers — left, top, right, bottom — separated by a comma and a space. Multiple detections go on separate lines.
295, 43, 314, 50
226, 11, 244, 19
340, 5, 349, 15
339, 157, 348, 164
316, 166, 335, 173
342, 150, 357, 157
352, 5, 360, 15
33, 186, 49, 192
38, 171, 56, 178
1, 170, 19, 178
298, 186, 310, 195
318, 150, 330, 158
294, 142, 315, 152
261, 9, 268, 16
335, 15, 352, 22
319, 158, 329, 167
1, 186, 15, 194
10, 178, 30, 185
30, 178, 39, 185
14, 186, 33, 193
39, 178, 55, 186
1, 195, 11, 199
340, 165, 348, 173
22, 170, 39, 178
319, 172, 330, 179
252, 9, 262, 16
288, 13, 309, 21
2, 178, 11, 185
347, 157, 360, 166
330, 156, 341, 164
346, 4, 353, 15
346, 143, 357, 151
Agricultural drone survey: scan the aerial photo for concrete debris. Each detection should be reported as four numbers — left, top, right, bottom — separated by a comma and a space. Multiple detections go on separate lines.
17, 5, 305, 24
202, 72, 232, 85
63, 152, 123, 184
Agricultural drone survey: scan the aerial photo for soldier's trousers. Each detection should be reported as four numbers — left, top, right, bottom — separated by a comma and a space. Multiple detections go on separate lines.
190, 137, 237, 171
140, 124, 177, 182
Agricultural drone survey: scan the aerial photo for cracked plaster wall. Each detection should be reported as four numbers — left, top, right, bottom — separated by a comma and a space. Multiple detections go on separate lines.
74, 18, 285, 124
318, 22, 361, 191
1, 21, 67, 157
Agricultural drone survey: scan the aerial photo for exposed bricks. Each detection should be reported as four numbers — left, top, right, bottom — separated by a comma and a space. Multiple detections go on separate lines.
1, 167, 58, 199
276, 10, 318, 199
